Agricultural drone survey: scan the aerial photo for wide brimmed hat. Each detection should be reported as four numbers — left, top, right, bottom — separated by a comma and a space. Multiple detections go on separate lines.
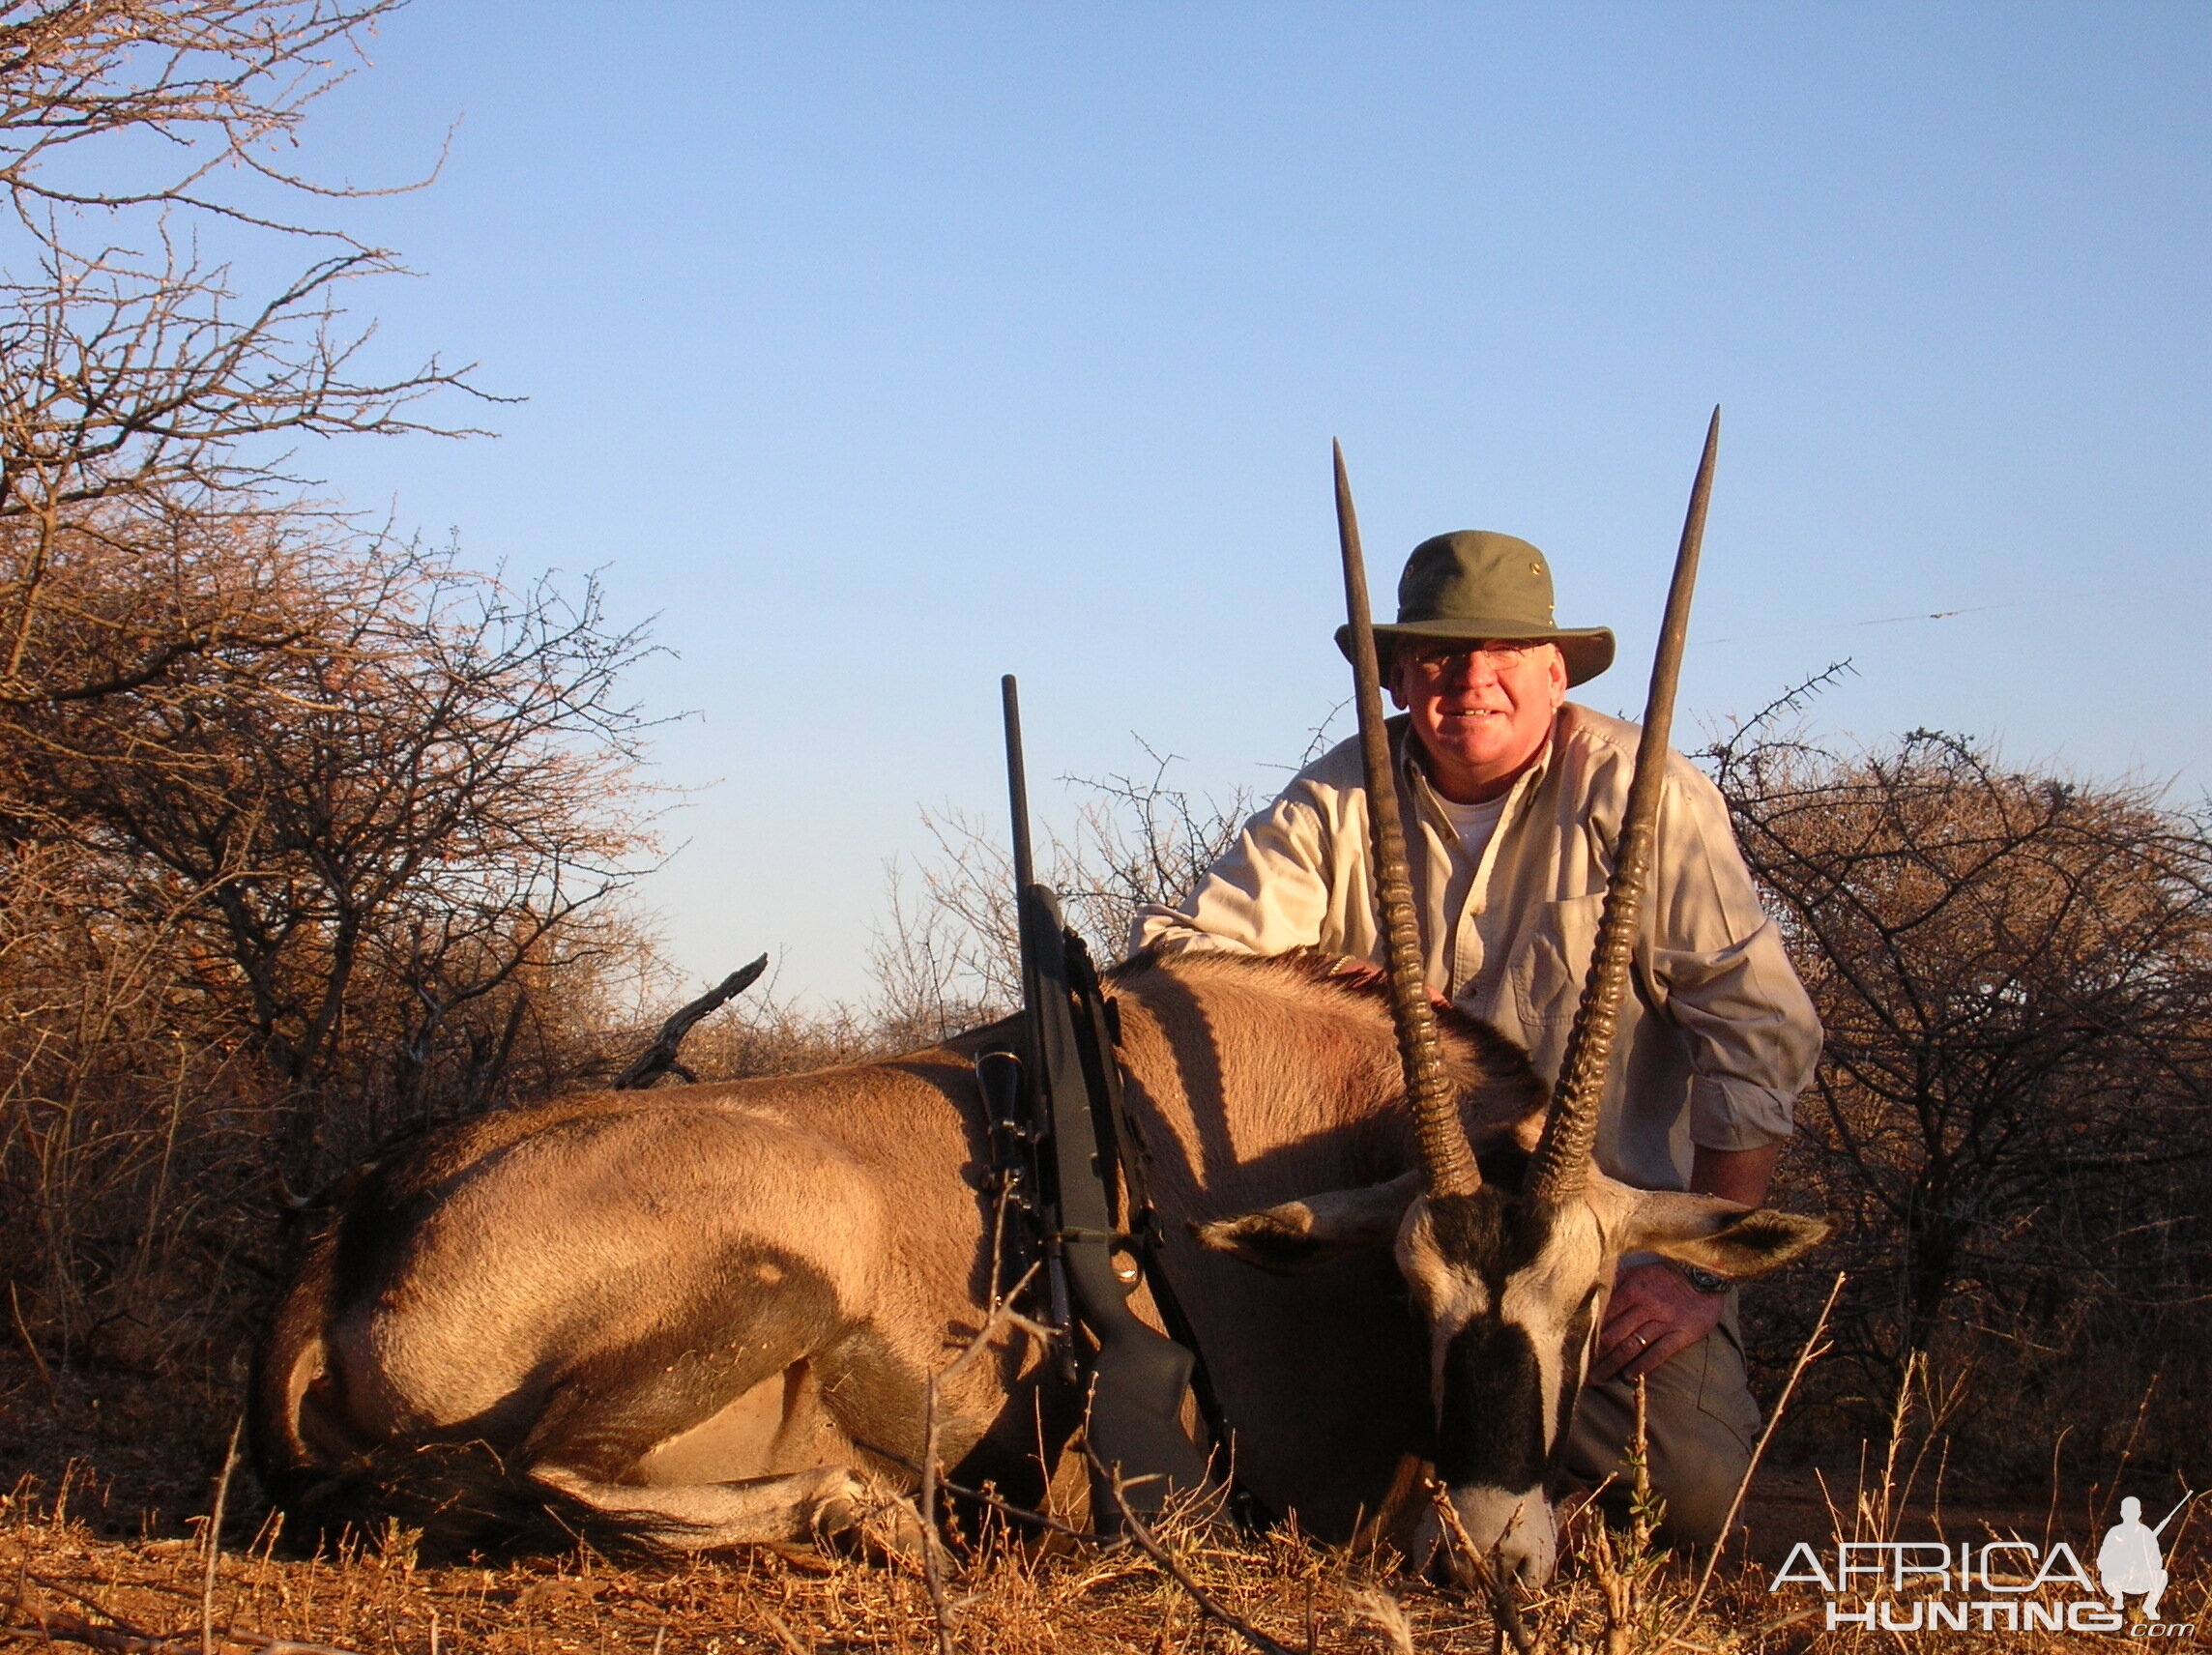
1334, 530, 1615, 687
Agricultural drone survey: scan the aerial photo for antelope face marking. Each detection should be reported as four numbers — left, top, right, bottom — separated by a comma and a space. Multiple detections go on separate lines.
1394, 1182, 1607, 1584
1194, 1164, 1607, 1584
1197, 1162, 1828, 1586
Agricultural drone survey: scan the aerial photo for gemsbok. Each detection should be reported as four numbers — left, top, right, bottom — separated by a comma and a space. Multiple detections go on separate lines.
251, 417, 1829, 1582
252, 944, 1823, 1578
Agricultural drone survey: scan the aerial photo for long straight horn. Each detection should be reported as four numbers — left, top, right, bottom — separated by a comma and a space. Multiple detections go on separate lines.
1334, 441, 1482, 1199
1528, 408, 1720, 1205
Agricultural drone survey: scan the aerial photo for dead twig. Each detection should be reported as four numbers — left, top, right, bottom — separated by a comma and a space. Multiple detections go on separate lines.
6, 1287, 55, 1411
917, 1373, 958, 1655
15, 1571, 158, 1625
1583, 1515, 1633, 1655
1663, 1270, 1846, 1646
613, 956, 769, 1088
1425, 1480, 1537, 1655
918, 1261, 1045, 1654
747, 1605, 808, 1655
1085, 1444, 1299, 1655
847, 1438, 1101, 1542
5, 1602, 364, 1655
201, 1418, 242, 1655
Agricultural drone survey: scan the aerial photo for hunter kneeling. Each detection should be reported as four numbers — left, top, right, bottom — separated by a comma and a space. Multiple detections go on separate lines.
1132, 529, 1821, 1548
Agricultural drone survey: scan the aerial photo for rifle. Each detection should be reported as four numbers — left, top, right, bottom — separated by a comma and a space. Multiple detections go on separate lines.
982, 674, 1209, 1520
2150, 1491, 2195, 1538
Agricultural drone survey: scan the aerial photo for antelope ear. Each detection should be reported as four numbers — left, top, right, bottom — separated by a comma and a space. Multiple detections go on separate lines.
1191, 1172, 1423, 1275
1619, 1191, 1832, 1279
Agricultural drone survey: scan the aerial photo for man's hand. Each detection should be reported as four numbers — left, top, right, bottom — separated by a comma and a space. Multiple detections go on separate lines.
1328, 956, 1451, 1008
1590, 1261, 1722, 1383
1587, 1144, 1777, 1384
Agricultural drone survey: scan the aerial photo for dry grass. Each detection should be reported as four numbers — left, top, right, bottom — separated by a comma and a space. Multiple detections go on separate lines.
0, 1465, 1749, 1655
5, 1314, 2204, 1655
5, 1452, 2199, 1655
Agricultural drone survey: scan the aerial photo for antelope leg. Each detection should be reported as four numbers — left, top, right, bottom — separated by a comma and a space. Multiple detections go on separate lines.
532, 1462, 863, 1549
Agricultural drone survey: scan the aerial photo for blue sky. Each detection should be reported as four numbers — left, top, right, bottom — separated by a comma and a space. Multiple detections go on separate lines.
275, 4, 2207, 1004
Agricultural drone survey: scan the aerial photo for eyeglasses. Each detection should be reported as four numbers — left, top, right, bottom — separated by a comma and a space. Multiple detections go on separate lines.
1403, 641, 1548, 676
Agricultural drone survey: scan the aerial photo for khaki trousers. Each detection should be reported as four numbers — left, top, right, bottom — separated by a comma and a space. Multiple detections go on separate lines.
1561, 1298, 1762, 1546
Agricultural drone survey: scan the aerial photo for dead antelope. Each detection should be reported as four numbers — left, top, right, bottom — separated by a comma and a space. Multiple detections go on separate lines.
250, 947, 1820, 1572
251, 418, 1828, 1581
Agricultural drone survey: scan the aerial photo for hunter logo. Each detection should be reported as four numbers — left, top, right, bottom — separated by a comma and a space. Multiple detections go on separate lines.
2100, 1496, 2182, 1622
1768, 1492, 2197, 1638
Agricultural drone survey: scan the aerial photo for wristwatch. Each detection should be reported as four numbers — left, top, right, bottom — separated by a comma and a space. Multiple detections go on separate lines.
1674, 1261, 1732, 1295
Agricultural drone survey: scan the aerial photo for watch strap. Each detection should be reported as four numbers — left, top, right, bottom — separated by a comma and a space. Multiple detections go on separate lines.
1675, 1261, 1732, 1294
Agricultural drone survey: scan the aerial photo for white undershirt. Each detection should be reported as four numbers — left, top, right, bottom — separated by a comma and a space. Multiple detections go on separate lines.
1433, 791, 1510, 864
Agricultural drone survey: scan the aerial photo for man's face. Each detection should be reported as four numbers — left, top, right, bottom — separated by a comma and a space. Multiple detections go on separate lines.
1389, 640, 1568, 803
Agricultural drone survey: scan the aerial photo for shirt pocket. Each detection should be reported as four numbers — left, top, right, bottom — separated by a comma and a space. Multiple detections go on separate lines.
1511, 892, 1607, 1033
1503, 892, 1608, 1082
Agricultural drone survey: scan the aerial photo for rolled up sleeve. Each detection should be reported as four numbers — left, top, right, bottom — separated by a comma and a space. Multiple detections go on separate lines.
1648, 762, 1822, 1151
1688, 1074, 1802, 1152
1129, 788, 1336, 960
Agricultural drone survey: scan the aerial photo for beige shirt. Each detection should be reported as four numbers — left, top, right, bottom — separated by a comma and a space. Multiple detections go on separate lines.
1129, 705, 1820, 1190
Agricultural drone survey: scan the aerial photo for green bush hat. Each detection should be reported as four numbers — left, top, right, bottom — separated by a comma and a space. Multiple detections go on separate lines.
1334, 530, 1616, 687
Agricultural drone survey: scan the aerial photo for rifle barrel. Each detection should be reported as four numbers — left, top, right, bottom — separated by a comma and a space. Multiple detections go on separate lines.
2152, 1491, 2195, 1536
1002, 675, 1035, 897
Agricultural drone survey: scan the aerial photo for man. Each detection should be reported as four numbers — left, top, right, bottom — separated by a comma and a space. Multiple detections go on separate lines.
2098, 1496, 2172, 1621
1130, 529, 1821, 1545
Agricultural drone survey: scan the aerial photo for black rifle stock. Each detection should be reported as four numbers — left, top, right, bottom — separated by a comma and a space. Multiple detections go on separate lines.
1000, 675, 1208, 1518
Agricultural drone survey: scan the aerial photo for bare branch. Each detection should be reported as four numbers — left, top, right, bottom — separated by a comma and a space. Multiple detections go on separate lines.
1083, 1442, 1299, 1655
612, 955, 768, 1089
